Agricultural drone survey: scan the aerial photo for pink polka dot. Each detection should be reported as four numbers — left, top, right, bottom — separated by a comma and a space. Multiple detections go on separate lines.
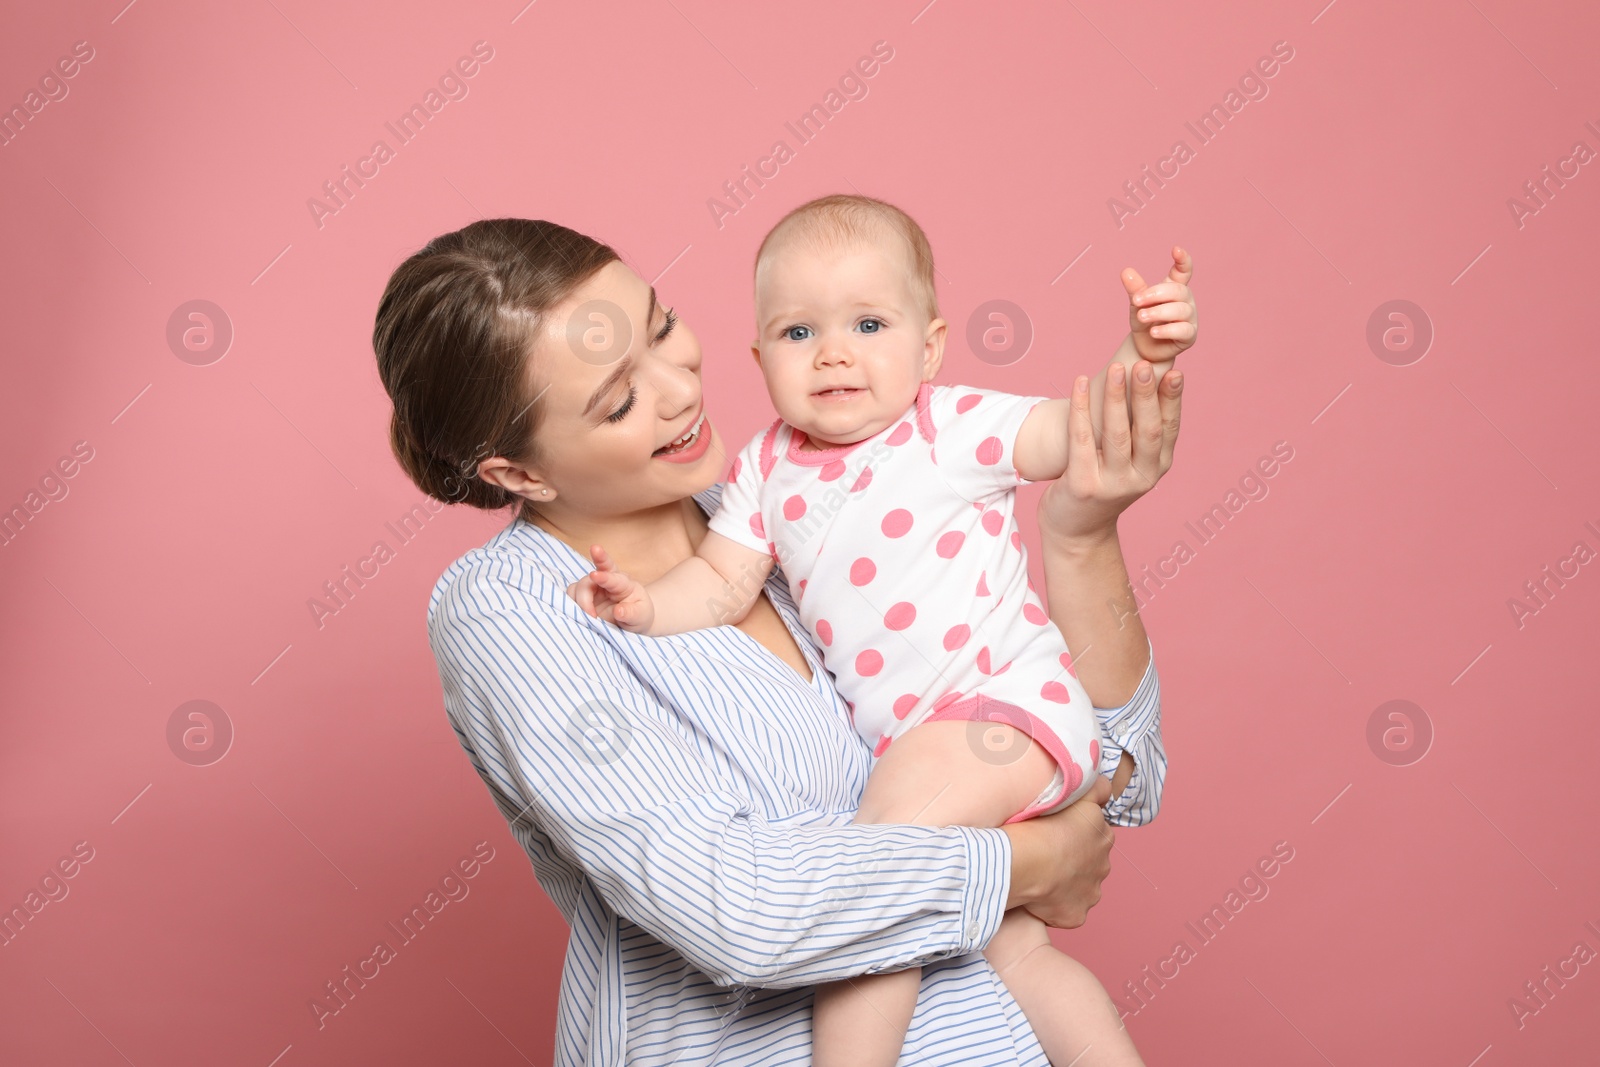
881, 509, 913, 538
1011, 531, 1022, 551
932, 690, 964, 712
850, 557, 876, 585
1041, 681, 1072, 704
873, 733, 893, 757
981, 510, 1003, 536
976, 646, 995, 675
783, 495, 806, 520
727, 457, 742, 482
930, 445, 938, 465
749, 512, 765, 538
798, 578, 807, 596
819, 459, 846, 481
850, 467, 873, 492
1090, 738, 1100, 765
816, 619, 833, 646
944, 624, 970, 650
884, 602, 916, 630
956, 393, 982, 414
936, 531, 965, 558
892, 694, 919, 720
1023, 603, 1049, 625
767, 541, 778, 561
972, 501, 986, 511
975, 571, 990, 596
856, 649, 884, 676
1059, 651, 1077, 678
887, 422, 913, 446
975, 436, 1004, 465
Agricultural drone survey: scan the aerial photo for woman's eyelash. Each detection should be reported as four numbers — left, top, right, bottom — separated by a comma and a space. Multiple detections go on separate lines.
603, 309, 676, 424
606, 384, 637, 423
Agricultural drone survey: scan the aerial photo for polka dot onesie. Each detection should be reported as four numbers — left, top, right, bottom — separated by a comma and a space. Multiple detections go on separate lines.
708, 382, 1104, 823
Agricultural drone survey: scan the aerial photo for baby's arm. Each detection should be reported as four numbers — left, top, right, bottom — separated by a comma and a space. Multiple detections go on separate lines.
569, 534, 776, 637
1011, 339, 1173, 483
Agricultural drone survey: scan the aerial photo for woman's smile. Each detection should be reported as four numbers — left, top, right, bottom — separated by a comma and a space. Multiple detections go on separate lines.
653, 409, 712, 462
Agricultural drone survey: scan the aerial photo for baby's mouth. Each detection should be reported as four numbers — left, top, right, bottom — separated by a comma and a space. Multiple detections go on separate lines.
814, 387, 863, 400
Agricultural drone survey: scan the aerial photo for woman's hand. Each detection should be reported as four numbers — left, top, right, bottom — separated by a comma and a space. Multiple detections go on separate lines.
1002, 777, 1116, 928
1037, 358, 1183, 546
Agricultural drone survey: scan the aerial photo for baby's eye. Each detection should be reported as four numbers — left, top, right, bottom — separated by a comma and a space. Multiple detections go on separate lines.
784, 325, 813, 342
857, 318, 884, 334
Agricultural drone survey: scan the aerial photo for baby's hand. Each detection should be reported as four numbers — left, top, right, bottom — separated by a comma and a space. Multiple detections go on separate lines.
1122, 245, 1198, 369
566, 544, 657, 634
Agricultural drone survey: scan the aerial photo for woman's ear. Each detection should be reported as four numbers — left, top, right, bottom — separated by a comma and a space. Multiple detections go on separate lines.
476, 455, 552, 502
921, 317, 947, 380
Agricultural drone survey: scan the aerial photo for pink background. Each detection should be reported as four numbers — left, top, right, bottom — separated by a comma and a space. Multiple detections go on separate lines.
3, 1, 1597, 1063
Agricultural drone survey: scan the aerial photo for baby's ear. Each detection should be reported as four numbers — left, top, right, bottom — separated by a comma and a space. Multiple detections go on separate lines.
921, 317, 947, 380
749, 341, 762, 366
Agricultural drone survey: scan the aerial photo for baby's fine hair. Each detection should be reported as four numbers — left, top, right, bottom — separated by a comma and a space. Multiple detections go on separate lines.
754, 193, 940, 321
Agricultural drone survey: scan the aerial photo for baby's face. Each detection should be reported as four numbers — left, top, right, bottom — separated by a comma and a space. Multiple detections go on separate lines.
751, 236, 944, 448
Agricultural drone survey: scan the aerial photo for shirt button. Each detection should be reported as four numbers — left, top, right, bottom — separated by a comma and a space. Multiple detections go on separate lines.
965, 920, 981, 941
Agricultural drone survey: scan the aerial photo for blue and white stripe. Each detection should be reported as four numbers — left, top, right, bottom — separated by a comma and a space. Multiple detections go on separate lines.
427, 482, 1166, 1066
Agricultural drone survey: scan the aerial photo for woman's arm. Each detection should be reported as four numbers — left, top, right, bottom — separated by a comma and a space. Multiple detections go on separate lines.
1035, 361, 1183, 825
434, 559, 1018, 990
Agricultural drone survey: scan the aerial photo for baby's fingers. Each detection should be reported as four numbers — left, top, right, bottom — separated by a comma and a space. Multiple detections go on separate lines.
1135, 301, 1192, 328
590, 567, 635, 595
568, 578, 599, 616
1166, 245, 1194, 286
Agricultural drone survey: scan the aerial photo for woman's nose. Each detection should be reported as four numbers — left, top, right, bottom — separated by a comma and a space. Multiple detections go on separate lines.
649, 353, 699, 412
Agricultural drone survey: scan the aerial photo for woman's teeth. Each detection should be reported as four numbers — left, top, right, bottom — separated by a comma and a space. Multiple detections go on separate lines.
656, 413, 705, 455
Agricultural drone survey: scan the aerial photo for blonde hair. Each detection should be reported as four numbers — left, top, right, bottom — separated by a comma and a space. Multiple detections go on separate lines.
754, 193, 939, 321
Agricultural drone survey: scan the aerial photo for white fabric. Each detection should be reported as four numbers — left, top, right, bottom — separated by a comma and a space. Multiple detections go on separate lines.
709, 383, 1103, 817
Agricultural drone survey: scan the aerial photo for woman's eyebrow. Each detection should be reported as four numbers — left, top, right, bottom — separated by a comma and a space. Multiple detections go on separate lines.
583, 354, 634, 416
581, 288, 656, 415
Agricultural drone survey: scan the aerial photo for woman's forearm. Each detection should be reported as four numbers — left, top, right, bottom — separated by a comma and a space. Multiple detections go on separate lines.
1038, 525, 1150, 709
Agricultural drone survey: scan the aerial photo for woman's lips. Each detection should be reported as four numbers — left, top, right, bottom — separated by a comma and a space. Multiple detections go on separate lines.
653, 411, 711, 462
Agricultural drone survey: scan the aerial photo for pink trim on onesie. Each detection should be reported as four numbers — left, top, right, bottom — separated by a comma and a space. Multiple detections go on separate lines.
921, 692, 1086, 825
757, 417, 784, 478
785, 427, 870, 466
913, 381, 938, 445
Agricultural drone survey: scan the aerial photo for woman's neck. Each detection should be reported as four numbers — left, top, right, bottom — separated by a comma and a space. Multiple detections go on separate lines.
529, 495, 710, 585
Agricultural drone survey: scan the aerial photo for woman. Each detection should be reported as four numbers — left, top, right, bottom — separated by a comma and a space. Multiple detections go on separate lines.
374, 218, 1182, 1066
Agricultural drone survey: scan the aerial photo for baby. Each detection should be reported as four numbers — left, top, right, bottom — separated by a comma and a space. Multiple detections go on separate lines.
570, 194, 1194, 1067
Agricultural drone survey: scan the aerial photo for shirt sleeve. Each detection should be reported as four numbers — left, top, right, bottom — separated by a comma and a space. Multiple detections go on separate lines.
927, 384, 1052, 505
429, 556, 1014, 990
1092, 636, 1166, 827
706, 429, 774, 557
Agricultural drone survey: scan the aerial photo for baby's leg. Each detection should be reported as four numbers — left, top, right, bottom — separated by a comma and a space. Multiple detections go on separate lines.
812, 718, 1058, 1067
985, 908, 1145, 1066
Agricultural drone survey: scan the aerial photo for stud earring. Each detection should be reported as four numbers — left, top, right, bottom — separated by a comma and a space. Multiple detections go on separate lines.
540, 489, 549, 496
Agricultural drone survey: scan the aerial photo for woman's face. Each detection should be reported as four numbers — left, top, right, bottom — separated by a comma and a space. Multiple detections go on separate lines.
508, 260, 726, 518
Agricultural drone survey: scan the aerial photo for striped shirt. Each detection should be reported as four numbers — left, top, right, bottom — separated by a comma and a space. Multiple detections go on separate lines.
427, 482, 1166, 1066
